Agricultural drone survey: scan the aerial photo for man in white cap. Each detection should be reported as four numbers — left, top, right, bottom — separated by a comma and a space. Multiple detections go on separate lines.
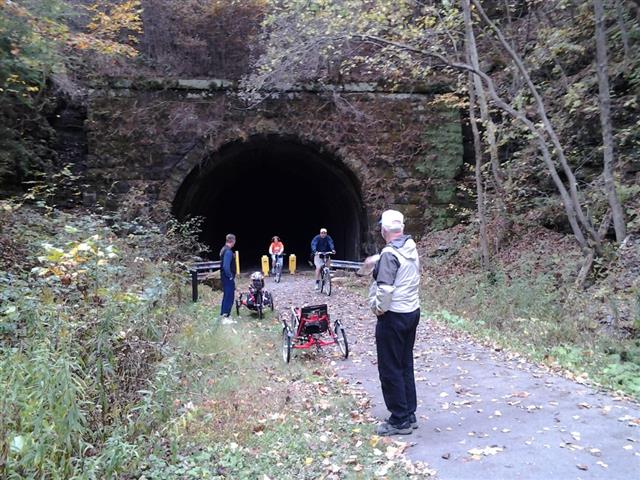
368, 209, 421, 435
310, 228, 335, 290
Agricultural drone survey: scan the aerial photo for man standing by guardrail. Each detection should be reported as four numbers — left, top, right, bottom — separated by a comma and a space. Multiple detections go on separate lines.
368, 210, 421, 436
220, 233, 237, 319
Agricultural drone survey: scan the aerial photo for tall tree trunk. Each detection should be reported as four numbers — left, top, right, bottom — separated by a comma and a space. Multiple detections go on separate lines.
461, 0, 508, 243
472, 0, 601, 247
363, 34, 590, 249
615, 0, 631, 65
467, 73, 491, 270
594, 0, 627, 243
462, 3, 505, 196
360, 32, 590, 249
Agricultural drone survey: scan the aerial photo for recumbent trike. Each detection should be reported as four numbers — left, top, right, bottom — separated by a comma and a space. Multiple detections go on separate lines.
236, 272, 274, 319
281, 304, 348, 363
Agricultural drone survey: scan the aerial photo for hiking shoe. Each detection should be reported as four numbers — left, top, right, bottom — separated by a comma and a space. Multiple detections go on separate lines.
376, 421, 412, 436
387, 414, 418, 429
314, 283, 319, 291
409, 414, 418, 429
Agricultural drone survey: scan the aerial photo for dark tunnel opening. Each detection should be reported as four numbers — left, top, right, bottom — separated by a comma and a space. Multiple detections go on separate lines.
173, 135, 366, 267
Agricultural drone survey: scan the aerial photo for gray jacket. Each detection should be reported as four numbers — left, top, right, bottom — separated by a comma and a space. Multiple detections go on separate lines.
368, 235, 421, 315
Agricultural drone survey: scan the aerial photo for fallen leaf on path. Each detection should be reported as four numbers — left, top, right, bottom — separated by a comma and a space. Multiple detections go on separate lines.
576, 464, 588, 471
509, 391, 530, 398
618, 415, 640, 426
467, 446, 504, 457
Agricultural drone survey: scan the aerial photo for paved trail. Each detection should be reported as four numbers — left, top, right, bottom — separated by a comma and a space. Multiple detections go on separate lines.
265, 272, 640, 480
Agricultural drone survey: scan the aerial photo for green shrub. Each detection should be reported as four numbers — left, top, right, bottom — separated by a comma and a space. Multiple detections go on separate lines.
0, 200, 196, 478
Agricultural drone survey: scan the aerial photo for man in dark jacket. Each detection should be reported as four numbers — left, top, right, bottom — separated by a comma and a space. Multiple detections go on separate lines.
310, 228, 335, 290
219, 233, 237, 318
368, 210, 421, 436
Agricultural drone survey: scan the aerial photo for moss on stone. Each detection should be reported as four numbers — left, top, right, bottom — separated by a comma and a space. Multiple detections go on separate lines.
415, 108, 463, 180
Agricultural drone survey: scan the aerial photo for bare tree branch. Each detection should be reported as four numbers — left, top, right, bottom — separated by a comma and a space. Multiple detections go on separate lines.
471, 0, 600, 246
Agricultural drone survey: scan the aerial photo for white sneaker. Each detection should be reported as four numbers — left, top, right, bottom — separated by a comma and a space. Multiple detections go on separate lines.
314, 284, 319, 291
221, 316, 237, 325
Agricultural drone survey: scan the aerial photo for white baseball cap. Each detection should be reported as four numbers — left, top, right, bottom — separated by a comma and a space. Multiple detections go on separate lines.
320, 228, 327, 233
379, 209, 404, 229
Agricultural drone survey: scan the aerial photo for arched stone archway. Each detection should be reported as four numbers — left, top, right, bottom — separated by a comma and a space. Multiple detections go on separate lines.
85, 83, 466, 258
172, 134, 367, 264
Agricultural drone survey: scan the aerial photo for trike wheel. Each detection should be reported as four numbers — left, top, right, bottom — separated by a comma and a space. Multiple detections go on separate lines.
335, 325, 348, 359
282, 328, 291, 363
322, 268, 332, 296
290, 311, 299, 334
255, 292, 263, 319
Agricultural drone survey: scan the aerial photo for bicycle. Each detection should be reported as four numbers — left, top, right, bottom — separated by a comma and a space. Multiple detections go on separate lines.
272, 253, 285, 283
316, 251, 333, 296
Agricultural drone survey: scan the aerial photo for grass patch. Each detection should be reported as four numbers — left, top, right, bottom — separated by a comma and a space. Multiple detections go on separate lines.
423, 267, 640, 399
1, 201, 435, 478
137, 289, 435, 479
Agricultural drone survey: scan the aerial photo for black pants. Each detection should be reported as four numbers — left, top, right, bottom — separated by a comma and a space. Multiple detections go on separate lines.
375, 308, 420, 426
220, 276, 235, 316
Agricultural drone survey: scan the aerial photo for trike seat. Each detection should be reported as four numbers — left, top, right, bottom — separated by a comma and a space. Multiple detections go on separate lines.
297, 304, 329, 335
300, 304, 328, 318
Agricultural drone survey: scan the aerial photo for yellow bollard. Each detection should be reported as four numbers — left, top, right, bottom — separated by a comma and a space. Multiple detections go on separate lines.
261, 255, 270, 276
289, 254, 296, 275
235, 250, 240, 276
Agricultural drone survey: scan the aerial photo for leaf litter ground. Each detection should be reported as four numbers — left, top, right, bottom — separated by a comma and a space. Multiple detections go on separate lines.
267, 271, 640, 480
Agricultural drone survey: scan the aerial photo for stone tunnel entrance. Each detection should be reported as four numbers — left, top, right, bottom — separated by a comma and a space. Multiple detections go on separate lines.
172, 135, 366, 266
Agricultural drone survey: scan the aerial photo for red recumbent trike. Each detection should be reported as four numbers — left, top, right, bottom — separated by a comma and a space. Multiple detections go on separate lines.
281, 304, 349, 363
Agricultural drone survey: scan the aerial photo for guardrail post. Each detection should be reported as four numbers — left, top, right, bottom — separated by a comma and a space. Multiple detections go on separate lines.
191, 269, 198, 302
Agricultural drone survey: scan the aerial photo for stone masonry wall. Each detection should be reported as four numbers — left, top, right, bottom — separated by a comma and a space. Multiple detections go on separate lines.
85, 80, 464, 254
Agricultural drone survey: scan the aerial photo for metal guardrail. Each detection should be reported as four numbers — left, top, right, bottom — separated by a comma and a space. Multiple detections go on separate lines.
189, 261, 221, 302
330, 260, 364, 271
189, 258, 364, 302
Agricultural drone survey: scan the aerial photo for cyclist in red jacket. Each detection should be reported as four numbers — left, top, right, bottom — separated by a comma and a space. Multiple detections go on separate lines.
269, 236, 285, 274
